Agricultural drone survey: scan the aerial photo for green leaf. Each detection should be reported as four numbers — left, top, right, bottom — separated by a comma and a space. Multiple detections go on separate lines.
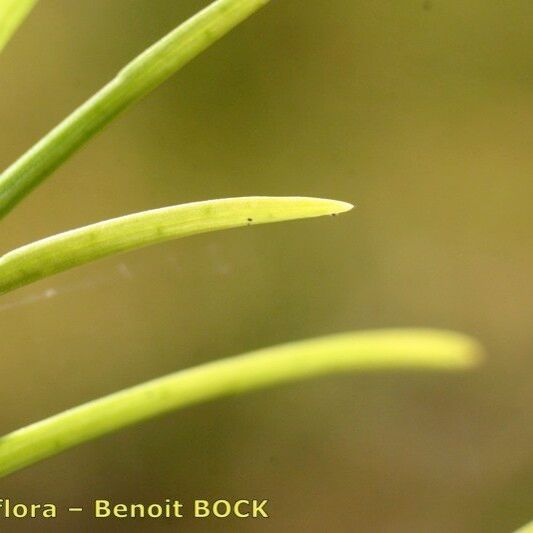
0, 328, 483, 478
0, 0, 271, 218
0, 196, 353, 295
0, 0, 38, 53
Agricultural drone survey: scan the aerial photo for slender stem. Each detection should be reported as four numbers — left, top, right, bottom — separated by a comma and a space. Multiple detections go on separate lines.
0, 0, 38, 53
0, 197, 352, 295
0, 0, 271, 218
0, 329, 483, 478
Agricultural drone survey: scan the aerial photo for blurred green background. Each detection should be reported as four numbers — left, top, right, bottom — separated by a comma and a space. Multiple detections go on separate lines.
1, 1, 532, 531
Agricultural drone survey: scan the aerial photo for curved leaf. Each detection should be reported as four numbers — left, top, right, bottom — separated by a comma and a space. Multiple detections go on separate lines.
0, 196, 353, 295
0, 328, 483, 478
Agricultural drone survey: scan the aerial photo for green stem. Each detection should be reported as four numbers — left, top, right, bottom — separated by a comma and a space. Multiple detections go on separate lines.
0, 0, 38, 53
0, 0, 271, 218
0, 196, 352, 295
0, 329, 483, 478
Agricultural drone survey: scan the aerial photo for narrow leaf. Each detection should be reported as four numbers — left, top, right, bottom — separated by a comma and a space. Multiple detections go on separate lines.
0, 0, 271, 218
0, 328, 483, 478
0, 0, 38, 53
0, 196, 353, 295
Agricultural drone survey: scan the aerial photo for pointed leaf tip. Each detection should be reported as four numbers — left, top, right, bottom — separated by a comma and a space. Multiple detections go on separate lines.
329, 199, 354, 214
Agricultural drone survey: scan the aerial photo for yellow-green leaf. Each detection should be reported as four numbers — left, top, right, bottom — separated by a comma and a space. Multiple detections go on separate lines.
0, 196, 352, 295
0, 328, 483, 478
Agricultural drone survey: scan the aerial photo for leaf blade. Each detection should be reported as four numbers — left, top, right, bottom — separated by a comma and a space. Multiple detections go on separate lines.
0, 196, 353, 295
0, 328, 483, 478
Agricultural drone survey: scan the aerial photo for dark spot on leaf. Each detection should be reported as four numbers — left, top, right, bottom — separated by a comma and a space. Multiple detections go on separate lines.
247, 218, 253, 222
